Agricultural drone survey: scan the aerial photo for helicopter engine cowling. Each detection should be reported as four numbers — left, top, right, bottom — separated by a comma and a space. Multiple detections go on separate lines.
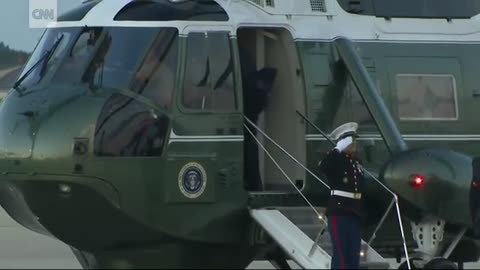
381, 148, 474, 226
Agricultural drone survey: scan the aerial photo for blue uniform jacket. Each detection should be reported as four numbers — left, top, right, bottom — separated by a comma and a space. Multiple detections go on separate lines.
319, 148, 366, 220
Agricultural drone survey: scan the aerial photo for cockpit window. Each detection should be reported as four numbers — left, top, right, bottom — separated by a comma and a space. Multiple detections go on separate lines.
71, 28, 101, 56
15, 28, 73, 90
17, 25, 180, 107
130, 28, 178, 109
54, 27, 102, 84
94, 94, 169, 157
82, 27, 178, 108
93, 27, 179, 157
82, 27, 159, 91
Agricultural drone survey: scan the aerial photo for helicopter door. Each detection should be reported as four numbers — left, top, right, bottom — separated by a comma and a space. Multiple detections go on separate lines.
238, 27, 307, 192
164, 30, 244, 203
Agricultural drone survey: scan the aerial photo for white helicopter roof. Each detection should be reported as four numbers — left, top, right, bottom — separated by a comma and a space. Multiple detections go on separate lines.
48, 0, 480, 42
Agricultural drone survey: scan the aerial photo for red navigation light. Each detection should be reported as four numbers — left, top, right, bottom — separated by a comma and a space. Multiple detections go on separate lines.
473, 181, 480, 189
411, 175, 425, 187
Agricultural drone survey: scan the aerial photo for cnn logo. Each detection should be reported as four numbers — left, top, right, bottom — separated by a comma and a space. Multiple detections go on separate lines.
29, 0, 58, 28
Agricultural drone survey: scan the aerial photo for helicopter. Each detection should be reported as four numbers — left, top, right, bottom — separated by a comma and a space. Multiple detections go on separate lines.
1, 0, 480, 268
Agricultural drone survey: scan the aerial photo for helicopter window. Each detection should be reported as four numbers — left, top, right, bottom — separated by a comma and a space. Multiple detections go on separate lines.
396, 74, 458, 121
114, 0, 229, 22
15, 28, 73, 89
94, 94, 169, 157
130, 28, 179, 110
182, 31, 236, 112
82, 27, 159, 91
54, 27, 103, 84
71, 32, 91, 56
71, 28, 102, 57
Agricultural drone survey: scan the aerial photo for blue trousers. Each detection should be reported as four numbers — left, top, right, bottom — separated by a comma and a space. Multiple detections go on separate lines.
327, 215, 361, 269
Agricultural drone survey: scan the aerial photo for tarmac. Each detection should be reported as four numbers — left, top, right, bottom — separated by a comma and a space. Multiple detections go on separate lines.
0, 205, 476, 269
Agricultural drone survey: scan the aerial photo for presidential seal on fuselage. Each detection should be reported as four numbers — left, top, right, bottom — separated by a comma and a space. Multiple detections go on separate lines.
178, 162, 207, 199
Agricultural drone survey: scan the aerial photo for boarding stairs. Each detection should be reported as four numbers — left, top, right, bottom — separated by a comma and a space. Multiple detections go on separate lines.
244, 112, 411, 269
250, 206, 391, 269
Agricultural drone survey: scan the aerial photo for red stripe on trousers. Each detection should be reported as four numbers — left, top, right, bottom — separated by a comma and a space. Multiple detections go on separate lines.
331, 216, 346, 269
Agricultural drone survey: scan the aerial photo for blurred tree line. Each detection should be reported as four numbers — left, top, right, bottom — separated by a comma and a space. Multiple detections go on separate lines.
0, 42, 29, 69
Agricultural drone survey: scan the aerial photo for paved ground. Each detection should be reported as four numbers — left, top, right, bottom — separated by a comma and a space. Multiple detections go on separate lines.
0, 205, 477, 269
0, 207, 80, 269
0, 66, 20, 79
0, 65, 21, 94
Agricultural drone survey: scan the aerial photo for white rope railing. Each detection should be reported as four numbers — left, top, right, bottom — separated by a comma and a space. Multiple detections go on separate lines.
244, 116, 330, 189
244, 121, 327, 231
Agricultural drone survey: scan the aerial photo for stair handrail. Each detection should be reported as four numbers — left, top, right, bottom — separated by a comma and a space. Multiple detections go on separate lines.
245, 116, 333, 258
243, 116, 329, 244
367, 198, 395, 245
296, 110, 411, 270
244, 116, 330, 190
243, 117, 326, 216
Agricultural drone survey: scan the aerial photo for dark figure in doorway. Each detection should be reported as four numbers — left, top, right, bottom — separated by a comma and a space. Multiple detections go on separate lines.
239, 42, 277, 191
244, 68, 277, 123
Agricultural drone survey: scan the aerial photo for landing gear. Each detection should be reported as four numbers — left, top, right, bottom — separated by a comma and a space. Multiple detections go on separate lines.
410, 217, 445, 260
405, 216, 467, 270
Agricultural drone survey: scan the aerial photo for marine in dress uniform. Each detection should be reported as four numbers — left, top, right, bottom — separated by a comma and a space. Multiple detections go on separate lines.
318, 122, 365, 269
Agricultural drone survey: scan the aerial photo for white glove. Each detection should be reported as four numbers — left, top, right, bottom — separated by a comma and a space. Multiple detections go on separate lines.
335, 136, 353, 152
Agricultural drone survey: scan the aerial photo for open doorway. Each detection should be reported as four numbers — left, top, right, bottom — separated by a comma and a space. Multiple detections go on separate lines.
238, 27, 307, 192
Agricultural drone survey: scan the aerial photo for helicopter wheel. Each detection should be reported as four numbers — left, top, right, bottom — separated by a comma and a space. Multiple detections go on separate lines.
423, 258, 458, 269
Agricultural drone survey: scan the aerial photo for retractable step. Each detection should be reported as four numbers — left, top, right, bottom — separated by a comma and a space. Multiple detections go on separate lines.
251, 208, 331, 269
250, 207, 391, 269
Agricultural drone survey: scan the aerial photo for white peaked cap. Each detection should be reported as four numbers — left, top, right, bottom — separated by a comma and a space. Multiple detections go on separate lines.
329, 122, 359, 141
